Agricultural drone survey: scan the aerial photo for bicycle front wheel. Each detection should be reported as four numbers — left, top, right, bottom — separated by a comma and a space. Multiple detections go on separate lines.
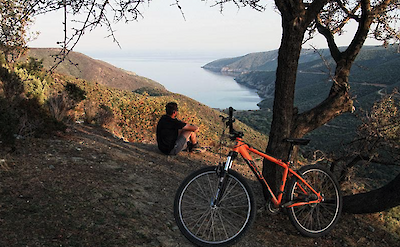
286, 165, 342, 238
174, 166, 256, 247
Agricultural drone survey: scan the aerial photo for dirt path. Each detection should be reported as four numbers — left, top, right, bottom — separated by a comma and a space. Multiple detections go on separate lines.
0, 124, 398, 246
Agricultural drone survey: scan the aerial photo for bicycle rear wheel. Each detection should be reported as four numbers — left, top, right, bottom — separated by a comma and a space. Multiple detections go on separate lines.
174, 166, 256, 247
286, 165, 342, 237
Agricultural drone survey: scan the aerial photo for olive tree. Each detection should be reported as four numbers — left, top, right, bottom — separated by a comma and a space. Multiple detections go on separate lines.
259, 0, 400, 214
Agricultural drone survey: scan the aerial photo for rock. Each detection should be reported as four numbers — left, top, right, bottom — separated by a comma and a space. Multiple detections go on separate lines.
368, 225, 375, 232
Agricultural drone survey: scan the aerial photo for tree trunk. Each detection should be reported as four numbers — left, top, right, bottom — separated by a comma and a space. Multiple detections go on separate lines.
343, 173, 400, 213
262, 5, 305, 196
263, 0, 329, 196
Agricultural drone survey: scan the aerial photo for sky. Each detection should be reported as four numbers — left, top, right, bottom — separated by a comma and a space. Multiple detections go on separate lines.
29, 1, 381, 58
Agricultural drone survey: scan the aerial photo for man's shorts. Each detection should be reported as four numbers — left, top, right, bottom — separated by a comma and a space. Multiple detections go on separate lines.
169, 134, 188, 155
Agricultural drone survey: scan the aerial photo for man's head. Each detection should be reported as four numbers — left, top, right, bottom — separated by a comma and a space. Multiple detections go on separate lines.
166, 102, 178, 116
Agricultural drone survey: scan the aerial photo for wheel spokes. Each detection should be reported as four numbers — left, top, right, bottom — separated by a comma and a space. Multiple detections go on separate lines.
179, 171, 252, 243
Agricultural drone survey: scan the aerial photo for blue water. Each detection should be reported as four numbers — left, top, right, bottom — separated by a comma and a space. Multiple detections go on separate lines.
90, 53, 261, 110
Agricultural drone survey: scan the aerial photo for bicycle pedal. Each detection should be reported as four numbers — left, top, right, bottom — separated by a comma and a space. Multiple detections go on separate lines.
266, 201, 280, 215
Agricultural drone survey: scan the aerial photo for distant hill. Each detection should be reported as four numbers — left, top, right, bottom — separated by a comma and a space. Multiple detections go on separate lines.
24, 48, 166, 92
203, 45, 400, 111
203, 45, 400, 153
202, 49, 321, 73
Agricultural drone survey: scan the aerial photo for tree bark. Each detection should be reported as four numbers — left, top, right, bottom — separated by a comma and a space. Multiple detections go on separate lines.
263, 0, 330, 195
262, 0, 306, 195
343, 173, 400, 213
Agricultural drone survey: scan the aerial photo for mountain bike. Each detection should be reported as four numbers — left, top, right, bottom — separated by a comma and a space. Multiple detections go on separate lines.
173, 107, 342, 247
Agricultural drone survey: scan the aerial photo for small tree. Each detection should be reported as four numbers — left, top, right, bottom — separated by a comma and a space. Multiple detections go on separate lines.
0, 0, 37, 64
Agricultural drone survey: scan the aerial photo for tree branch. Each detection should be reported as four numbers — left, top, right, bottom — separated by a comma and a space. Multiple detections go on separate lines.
316, 16, 341, 62
336, 0, 361, 22
170, 0, 186, 21
304, 0, 330, 26
360, 155, 400, 166
342, 0, 374, 62
292, 88, 353, 137
343, 172, 400, 213
298, 0, 393, 137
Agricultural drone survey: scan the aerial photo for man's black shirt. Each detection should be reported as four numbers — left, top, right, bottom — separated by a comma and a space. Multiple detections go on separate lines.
156, 115, 186, 154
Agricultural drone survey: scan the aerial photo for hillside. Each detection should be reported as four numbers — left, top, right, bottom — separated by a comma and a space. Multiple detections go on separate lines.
24, 48, 165, 92
1, 124, 399, 246
203, 45, 400, 153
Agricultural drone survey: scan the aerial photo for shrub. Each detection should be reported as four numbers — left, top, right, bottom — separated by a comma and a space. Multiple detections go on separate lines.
13, 67, 48, 104
134, 87, 169, 96
17, 57, 44, 76
47, 92, 71, 122
84, 100, 98, 124
65, 82, 86, 103
0, 98, 18, 146
17, 97, 63, 136
0, 65, 24, 99
97, 104, 114, 127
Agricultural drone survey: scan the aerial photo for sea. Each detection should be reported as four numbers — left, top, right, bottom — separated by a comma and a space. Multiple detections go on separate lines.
89, 52, 262, 110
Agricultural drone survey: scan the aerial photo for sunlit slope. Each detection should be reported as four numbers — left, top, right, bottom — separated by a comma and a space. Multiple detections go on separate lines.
25, 48, 165, 92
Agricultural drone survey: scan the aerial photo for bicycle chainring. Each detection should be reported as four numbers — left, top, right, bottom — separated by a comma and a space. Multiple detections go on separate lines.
266, 200, 280, 215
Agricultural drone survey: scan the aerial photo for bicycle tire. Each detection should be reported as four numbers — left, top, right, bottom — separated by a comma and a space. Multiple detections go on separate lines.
286, 165, 342, 237
174, 166, 256, 247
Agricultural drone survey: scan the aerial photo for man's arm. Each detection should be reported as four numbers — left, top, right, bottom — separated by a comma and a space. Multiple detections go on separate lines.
182, 124, 199, 132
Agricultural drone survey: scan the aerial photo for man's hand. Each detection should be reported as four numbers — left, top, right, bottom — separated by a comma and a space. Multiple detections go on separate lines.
183, 124, 199, 132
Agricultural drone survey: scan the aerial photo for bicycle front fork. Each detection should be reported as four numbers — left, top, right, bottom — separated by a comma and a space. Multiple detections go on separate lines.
212, 152, 238, 207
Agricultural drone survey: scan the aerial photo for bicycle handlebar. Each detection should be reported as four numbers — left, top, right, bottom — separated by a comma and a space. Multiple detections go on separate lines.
219, 107, 243, 139
228, 107, 234, 134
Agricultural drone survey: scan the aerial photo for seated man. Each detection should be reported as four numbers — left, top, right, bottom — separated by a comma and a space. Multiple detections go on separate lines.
156, 102, 199, 155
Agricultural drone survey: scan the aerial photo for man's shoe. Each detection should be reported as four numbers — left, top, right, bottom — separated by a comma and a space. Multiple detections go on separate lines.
187, 142, 198, 152
189, 143, 206, 153
192, 147, 206, 153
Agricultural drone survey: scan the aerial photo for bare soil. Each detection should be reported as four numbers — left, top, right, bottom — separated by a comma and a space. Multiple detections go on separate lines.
0, 124, 398, 247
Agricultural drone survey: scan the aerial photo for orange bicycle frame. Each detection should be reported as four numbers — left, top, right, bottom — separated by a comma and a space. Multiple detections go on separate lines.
229, 138, 322, 208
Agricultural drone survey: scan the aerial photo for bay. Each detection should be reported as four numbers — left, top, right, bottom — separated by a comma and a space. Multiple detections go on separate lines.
91, 54, 262, 110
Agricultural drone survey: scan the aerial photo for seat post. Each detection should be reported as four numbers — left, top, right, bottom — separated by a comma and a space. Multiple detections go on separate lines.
284, 138, 310, 163
286, 143, 295, 163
